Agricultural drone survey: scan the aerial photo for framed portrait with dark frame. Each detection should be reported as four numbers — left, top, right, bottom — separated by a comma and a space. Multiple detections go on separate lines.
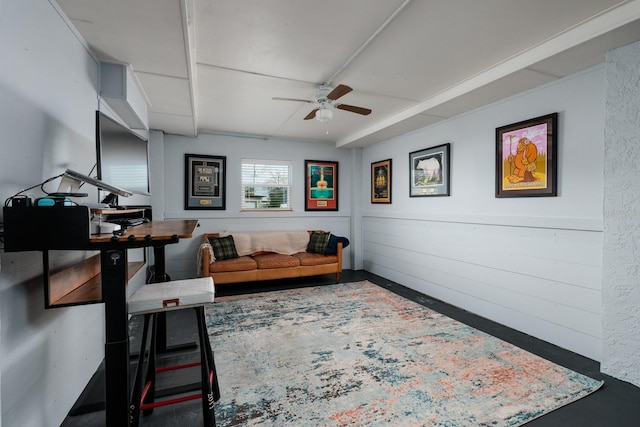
184, 153, 226, 210
495, 112, 558, 198
305, 160, 338, 211
371, 159, 392, 203
409, 143, 451, 197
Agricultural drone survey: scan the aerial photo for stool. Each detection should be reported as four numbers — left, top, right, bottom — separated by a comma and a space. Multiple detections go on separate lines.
128, 277, 220, 427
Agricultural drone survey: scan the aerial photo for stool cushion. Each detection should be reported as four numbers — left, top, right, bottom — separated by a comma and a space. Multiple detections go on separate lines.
129, 277, 214, 315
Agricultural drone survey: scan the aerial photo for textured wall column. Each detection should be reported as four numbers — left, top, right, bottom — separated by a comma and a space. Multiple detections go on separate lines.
602, 40, 640, 387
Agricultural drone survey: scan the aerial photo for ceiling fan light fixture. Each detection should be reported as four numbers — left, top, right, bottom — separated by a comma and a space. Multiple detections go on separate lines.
316, 108, 333, 122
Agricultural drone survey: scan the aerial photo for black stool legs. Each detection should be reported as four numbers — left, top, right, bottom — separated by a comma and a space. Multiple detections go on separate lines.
130, 313, 156, 427
130, 307, 219, 427
196, 306, 219, 425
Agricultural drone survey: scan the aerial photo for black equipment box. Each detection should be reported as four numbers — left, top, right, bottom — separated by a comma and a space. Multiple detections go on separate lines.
3, 206, 91, 252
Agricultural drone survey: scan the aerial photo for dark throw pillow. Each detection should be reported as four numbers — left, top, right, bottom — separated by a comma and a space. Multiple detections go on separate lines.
307, 231, 331, 254
324, 234, 350, 255
207, 235, 239, 261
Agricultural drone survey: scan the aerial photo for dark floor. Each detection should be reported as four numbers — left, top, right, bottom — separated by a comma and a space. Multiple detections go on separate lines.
62, 270, 640, 426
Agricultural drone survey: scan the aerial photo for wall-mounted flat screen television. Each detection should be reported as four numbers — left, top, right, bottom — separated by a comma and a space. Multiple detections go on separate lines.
95, 111, 150, 199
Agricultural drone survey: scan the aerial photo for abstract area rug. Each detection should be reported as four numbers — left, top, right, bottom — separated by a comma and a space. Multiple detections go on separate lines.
206, 281, 603, 426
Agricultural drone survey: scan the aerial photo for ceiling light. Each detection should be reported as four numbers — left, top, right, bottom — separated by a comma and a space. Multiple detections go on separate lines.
316, 108, 333, 122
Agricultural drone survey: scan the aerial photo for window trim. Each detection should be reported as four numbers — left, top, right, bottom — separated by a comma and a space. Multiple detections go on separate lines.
241, 158, 292, 211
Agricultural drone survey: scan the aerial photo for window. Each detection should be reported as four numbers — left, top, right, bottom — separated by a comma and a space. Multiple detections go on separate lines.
241, 159, 292, 210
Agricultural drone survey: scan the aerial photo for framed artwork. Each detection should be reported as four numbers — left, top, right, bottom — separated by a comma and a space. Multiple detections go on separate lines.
495, 112, 558, 198
371, 159, 392, 203
184, 154, 226, 209
305, 160, 338, 211
409, 143, 451, 197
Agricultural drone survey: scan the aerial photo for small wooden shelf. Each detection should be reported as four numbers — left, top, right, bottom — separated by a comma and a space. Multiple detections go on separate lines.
92, 208, 145, 215
47, 254, 145, 308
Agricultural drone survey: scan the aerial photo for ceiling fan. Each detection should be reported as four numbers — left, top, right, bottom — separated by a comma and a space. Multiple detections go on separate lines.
273, 84, 372, 122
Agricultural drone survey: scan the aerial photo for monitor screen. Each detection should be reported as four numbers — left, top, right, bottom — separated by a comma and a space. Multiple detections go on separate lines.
96, 111, 150, 196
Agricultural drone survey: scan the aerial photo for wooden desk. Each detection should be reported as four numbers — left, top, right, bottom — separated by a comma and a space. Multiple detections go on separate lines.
90, 219, 198, 427
90, 219, 197, 243
3, 207, 198, 426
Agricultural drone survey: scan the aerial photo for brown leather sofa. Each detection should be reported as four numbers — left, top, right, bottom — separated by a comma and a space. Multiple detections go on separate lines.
200, 232, 342, 285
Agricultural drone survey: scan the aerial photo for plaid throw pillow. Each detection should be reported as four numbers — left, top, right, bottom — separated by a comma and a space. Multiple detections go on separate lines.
307, 231, 330, 254
207, 235, 239, 261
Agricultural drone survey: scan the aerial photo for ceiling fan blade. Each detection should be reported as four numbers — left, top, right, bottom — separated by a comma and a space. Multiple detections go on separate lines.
304, 109, 318, 120
326, 84, 352, 101
336, 104, 372, 116
272, 97, 314, 103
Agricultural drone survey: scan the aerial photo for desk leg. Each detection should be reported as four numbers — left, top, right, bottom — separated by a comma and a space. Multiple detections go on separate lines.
101, 249, 131, 427
152, 245, 168, 282
152, 246, 169, 352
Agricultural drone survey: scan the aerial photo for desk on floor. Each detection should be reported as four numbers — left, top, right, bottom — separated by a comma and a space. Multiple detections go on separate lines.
90, 220, 199, 426
3, 206, 198, 426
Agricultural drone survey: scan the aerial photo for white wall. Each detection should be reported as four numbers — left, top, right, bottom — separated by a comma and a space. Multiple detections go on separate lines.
0, 1, 104, 426
602, 41, 640, 387
158, 133, 354, 279
361, 66, 606, 361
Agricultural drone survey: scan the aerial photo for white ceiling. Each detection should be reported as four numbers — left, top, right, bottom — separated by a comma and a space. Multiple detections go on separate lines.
56, 0, 640, 148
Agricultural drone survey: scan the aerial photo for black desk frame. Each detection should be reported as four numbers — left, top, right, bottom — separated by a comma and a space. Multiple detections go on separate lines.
2, 207, 196, 427
98, 237, 179, 426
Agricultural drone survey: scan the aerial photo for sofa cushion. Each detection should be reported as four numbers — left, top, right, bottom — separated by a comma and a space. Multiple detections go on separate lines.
307, 231, 330, 253
253, 253, 300, 269
210, 256, 257, 273
293, 251, 338, 266
208, 235, 239, 261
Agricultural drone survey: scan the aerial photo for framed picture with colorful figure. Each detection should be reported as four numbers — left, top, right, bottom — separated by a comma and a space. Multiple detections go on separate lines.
305, 160, 338, 211
409, 143, 451, 197
371, 159, 392, 203
495, 113, 558, 198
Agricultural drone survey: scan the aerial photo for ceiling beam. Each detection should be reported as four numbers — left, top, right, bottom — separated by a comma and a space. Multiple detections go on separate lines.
337, 0, 640, 148
180, 0, 198, 136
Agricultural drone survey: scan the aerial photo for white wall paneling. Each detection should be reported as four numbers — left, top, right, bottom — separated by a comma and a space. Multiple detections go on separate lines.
362, 215, 602, 359
360, 65, 607, 362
